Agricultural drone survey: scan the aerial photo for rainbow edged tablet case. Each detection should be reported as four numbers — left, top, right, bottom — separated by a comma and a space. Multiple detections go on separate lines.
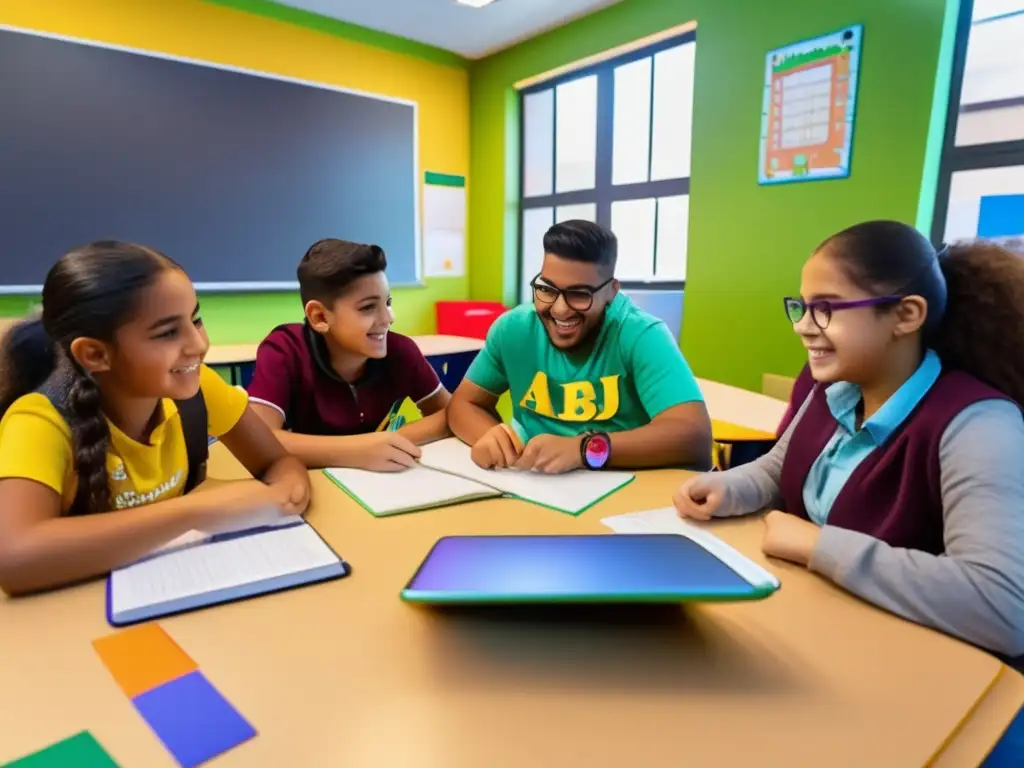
400, 534, 779, 604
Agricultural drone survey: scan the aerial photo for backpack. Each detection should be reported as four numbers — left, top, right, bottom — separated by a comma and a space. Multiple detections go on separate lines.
38, 373, 208, 516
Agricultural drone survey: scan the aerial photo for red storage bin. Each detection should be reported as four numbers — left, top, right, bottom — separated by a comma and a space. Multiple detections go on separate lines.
436, 300, 507, 340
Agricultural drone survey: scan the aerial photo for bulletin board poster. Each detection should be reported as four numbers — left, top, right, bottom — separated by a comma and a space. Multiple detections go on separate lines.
758, 25, 863, 186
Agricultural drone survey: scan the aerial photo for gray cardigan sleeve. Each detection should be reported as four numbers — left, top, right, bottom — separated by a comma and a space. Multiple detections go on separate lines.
710, 392, 810, 517
810, 399, 1024, 658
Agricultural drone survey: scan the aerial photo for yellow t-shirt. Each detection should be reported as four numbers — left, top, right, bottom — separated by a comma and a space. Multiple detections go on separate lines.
0, 365, 248, 512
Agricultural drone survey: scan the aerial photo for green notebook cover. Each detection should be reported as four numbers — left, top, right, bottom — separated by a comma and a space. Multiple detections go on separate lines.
323, 468, 499, 517
323, 464, 634, 518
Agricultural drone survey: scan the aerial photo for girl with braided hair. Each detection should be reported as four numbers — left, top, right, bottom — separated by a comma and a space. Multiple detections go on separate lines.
0, 241, 310, 595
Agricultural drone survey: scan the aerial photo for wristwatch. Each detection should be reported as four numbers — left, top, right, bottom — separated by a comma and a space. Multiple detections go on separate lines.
580, 431, 611, 470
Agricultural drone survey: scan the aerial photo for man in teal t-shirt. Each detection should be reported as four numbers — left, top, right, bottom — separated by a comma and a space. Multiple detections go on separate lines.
448, 220, 712, 474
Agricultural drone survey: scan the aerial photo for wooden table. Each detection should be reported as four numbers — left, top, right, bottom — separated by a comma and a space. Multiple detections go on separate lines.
1, 447, 1020, 767
204, 334, 485, 387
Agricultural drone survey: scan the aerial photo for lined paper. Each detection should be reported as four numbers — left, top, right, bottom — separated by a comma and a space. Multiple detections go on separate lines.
419, 438, 634, 515
326, 465, 497, 515
111, 524, 340, 616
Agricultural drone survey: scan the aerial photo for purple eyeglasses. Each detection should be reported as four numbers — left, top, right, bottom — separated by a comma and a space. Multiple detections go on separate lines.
783, 296, 902, 330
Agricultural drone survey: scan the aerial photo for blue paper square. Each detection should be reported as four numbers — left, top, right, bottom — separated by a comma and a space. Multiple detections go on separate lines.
131, 670, 255, 767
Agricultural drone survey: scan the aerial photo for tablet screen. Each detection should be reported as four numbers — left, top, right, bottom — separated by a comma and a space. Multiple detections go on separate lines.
402, 534, 763, 603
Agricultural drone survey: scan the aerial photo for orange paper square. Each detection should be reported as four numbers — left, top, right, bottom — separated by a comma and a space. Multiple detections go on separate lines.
92, 623, 198, 698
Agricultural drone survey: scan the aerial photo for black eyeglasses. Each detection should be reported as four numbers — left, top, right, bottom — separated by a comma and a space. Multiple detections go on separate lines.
531, 275, 613, 312
783, 295, 902, 330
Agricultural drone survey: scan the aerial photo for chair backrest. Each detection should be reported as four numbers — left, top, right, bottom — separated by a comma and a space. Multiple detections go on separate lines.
762, 372, 796, 402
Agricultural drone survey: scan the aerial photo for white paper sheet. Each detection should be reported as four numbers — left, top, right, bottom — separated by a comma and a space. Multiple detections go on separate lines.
326, 464, 497, 515
418, 438, 634, 515
601, 507, 780, 589
423, 183, 466, 277
111, 523, 339, 615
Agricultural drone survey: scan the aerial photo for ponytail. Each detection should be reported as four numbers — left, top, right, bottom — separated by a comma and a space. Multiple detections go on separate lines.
0, 318, 57, 419
933, 242, 1024, 406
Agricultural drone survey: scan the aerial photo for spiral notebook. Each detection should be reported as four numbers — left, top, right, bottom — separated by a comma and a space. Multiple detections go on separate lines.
107, 514, 349, 626
325, 437, 635, 517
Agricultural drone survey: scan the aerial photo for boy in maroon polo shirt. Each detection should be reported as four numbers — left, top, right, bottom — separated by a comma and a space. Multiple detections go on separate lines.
248, 239, 450, 470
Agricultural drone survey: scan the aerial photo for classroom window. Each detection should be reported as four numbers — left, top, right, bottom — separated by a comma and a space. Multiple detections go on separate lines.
518, 30, 696, 301
933, 0, 1024, 244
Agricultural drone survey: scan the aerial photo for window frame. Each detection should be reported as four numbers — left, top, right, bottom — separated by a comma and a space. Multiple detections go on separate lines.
517, 29, 697, 297
931, 0, 1024, 244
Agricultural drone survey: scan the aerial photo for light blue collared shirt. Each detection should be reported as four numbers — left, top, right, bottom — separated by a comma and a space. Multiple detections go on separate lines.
802, 350, 942, 525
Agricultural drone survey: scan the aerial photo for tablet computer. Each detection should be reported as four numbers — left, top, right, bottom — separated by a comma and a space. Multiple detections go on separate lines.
400, 534, 779, 605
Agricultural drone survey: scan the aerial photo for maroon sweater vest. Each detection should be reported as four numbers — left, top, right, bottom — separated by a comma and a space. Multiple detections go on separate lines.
779, 371, 1011, 554
777, 364, 815, 437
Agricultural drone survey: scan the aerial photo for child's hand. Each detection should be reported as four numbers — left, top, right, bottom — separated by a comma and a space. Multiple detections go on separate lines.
193, 480, 300, 531
268, 473, 311, 516
760, 510, 820, 567
471, 424, 523, 469
262, 455, 311, 515
514, 434, 582, 474
672, 474, 725, 521
351, 432, 422, 472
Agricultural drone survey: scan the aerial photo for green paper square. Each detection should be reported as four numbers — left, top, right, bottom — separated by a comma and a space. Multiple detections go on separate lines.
4, 731, 118, 767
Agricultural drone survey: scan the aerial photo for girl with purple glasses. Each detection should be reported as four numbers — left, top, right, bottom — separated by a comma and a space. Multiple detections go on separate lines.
674, 220, 1024, 666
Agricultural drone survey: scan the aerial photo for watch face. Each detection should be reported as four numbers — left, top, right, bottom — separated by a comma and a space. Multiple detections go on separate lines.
585, 434, 610, 468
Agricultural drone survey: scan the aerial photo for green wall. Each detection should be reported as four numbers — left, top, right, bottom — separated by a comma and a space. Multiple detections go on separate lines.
468, 0, 958, 391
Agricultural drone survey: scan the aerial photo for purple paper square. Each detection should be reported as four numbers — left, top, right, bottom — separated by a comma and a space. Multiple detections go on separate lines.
131, 670, 256, 767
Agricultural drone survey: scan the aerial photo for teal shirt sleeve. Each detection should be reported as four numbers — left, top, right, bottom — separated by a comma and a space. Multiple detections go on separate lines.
465, 316, 510, 395
629, 322, 703, 418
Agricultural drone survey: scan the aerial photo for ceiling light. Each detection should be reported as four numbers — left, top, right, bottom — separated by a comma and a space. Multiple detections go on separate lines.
456, 0, 497, 7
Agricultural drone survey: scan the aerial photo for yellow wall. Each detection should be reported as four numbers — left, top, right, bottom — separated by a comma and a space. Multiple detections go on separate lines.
0, 0, 470, 342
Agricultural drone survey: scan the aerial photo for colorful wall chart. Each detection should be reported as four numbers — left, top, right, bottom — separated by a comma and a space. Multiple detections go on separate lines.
759, 25, 863, 185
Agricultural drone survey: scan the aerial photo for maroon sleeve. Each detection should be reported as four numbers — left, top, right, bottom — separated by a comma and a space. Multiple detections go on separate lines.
777, 364, 815, 437
246, 328, 298, 420
390, 333, 442, 403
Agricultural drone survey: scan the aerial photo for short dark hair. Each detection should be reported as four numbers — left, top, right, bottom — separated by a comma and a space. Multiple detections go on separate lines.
543, 220, 617, 276
297, 238, 387, 306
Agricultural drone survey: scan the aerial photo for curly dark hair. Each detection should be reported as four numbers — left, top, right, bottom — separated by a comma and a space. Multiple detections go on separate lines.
934, 241, 1024, 406
820, 221, 1024, 405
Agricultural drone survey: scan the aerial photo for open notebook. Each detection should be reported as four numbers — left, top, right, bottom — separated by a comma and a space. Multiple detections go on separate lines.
107, 514, 349, 627
601, 507, 780, 594
325, 437, 635, 517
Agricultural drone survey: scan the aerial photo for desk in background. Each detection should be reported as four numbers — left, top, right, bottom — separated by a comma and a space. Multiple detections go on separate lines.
203, 344, 260, 385
697, 378, 788, 468
0, 446, 1020, 766
411, 334, 485, 392
205, 334, 485, 389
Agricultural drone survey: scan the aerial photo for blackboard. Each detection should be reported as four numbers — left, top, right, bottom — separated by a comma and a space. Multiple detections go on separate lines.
0, 26, 420, 292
